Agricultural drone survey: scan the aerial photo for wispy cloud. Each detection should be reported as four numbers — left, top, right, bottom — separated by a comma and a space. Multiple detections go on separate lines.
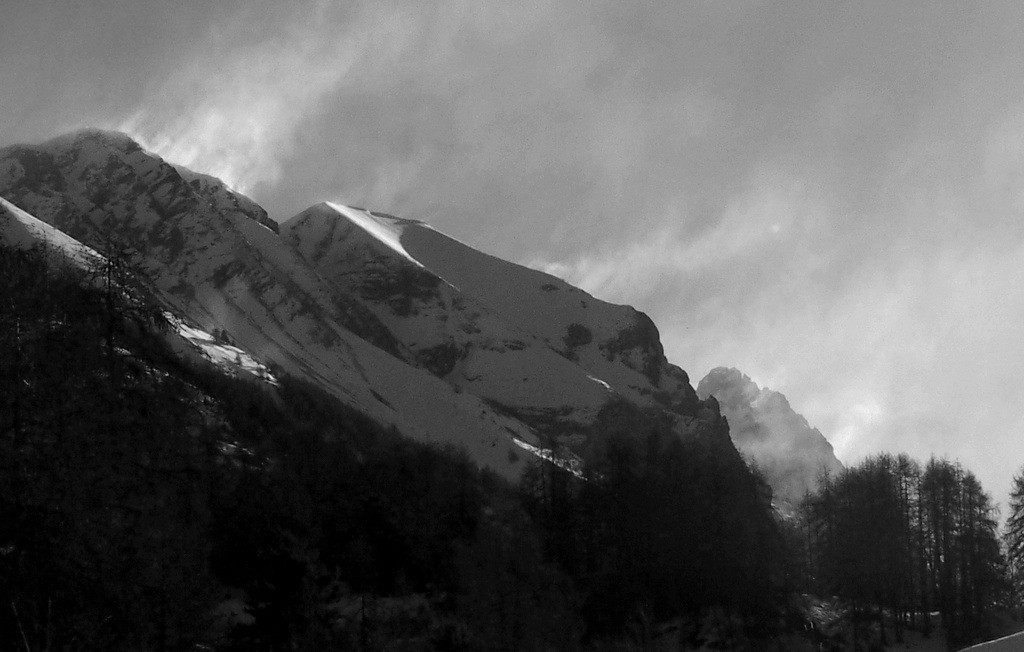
527, 167, 820, 303
114, 1, 420, 194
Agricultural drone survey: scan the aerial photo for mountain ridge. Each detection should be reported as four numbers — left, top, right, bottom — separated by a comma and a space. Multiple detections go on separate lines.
0, 129, 737, 481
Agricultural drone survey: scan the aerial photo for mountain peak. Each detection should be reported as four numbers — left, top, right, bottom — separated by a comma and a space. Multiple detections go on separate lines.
0, 128, 280, 241
283, 201, 427, 271
33, 128, 144, 155
702, 366, 756, 395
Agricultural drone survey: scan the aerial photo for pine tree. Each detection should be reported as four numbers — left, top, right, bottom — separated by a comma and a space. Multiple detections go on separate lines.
1005, 469, 1024, 614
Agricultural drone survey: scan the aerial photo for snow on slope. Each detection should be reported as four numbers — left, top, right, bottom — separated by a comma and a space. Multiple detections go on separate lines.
404, 222, 633, 345
0, 195, 102, 267
165, 313, 279, 385
399, 220, 699, 410
0, 193, 282, 387
282, 202, 619, 437
324, 202, 422, 267
283, 201, 701, 438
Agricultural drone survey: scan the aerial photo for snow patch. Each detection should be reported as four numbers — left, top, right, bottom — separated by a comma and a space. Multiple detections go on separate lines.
165, 313, 278, 385
512, 437, 585, 478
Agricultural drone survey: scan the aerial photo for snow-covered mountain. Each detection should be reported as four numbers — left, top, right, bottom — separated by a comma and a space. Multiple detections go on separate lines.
0, 129, 735, 479
698, 367, 844, 507
282, 201, 703, 442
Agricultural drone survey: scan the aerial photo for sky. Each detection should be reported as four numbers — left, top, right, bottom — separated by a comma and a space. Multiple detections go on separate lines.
4, 0, 1024, 502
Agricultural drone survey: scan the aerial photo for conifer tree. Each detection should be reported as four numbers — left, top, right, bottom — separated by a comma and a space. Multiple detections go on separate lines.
1005, 468, 1024, 612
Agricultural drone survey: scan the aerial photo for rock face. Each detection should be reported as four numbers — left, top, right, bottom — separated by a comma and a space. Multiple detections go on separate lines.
697, 367, 844, 507
0, 129, 734, 478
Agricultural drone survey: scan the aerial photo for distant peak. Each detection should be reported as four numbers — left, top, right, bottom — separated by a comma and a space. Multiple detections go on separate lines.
705, 366, 748, 381
699, 367, 756, 393
0, 129, 143, 160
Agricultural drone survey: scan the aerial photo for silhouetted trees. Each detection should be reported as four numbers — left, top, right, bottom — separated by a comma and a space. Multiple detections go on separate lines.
802, 453, 1007, 646
1005, 467, 1024, 616
0, 244, 579, 649
521, 401, 786, 646
0, 245, 220, 650
6, 241, 1021, 650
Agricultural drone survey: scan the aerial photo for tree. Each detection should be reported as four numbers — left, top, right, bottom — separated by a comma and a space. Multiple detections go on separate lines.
1005, 468, 1024, 614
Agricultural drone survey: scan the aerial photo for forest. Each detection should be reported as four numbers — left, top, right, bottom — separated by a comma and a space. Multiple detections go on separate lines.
2, 242, 1024, 650
801, 454, 1011, 647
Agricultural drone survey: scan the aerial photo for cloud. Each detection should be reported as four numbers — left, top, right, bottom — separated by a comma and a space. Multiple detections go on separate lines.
114, 1, 424, 194
527, 165, 821, 307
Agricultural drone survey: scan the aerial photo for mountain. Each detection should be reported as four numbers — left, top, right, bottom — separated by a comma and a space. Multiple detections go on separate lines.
281, 201, 702, 440
697, 366, 844, 507
0, 129, 732, 479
